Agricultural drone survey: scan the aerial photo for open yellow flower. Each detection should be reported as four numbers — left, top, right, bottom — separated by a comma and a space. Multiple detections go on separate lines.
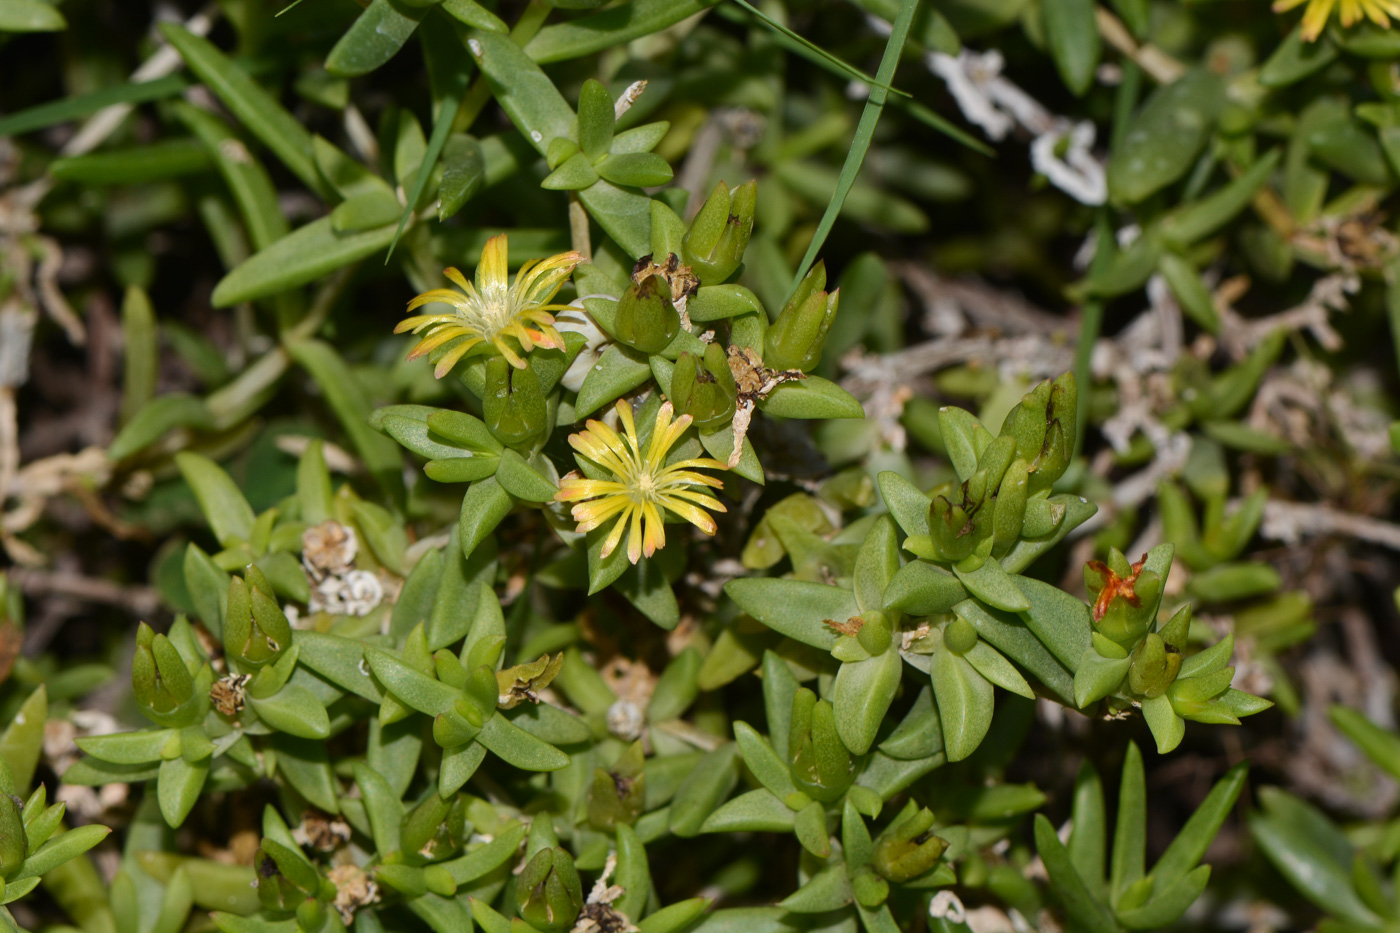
396, 234, 582, 376
1275, 0, 1400, 39
556, 400, 728, 564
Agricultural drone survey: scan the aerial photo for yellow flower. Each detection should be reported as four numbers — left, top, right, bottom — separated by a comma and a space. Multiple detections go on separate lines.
1275, 0, 1400, 40
556, 400, 728, 564
396, 234, 582, 376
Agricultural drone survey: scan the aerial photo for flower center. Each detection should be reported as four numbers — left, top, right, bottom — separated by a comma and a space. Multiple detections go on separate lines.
461, 294, 515, 338
632, 471, 658, 500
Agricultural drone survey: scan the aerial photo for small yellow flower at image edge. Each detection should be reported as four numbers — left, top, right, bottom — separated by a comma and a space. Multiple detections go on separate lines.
1275, 0, 1400, 40
556, 399, 729, 564
396, 233, 583, 376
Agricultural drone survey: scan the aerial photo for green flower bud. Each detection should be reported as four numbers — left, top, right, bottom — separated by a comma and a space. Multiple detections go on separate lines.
614, 273, 680, 354
1001, 380, 1051, 465
927, 482, 992, 563
764, 262, 838, 372
943, 617, 978, 656
516, 847, 583, 933
670, 343, 738, 429
1128, 633, 1181, 698
483, 356, 547, 446
254, 849, 303, 914
788, 688, 852, 802
1041, 372, 1077, 482
402, 792, 466, 861
0, 792, 26, 877
1000, 374, 1076, 493
873, 805, 948, 883
588, 741, 646, 830
682, 179, 757, 285
133, 622, 198, 723
224, 574, 290, 670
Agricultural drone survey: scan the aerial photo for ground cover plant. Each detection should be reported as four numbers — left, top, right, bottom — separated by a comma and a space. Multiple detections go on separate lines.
3, 0, 1400, 930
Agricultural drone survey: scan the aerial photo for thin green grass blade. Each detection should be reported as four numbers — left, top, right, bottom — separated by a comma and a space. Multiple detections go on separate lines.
723, 0, 907, 98
385, 59, 468, 261
0, 76, 188, 137
890, 96, 992, 155
787, 0, 919, 296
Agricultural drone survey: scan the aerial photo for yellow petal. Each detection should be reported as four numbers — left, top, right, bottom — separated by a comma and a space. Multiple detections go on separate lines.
614, 400, 641, 456
573, 497, 631, 533
433, 338, 481, 379
492, 336, 528, 369
663, 498, 719, 534
406, 289, 470, 313
443, 267, 471, 292
664, 488, 727, 513
660, 470, 727, 490
601, 510, 630, 559
642, 502, 666, 557
408, 327, 476, 358
477, 234, 510, 295
395, 314, 458, 335
626, 506, 645, 564
1301, 0, 1337, 36
555, 478, 623, 502
569, 433, 633, 478
663, 456, 730, 472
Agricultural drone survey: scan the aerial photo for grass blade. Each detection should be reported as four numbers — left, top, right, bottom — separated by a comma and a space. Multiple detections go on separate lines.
0, 76, 188, 137
788, 0, 919, 296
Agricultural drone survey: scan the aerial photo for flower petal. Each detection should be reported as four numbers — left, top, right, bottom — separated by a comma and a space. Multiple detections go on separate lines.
663, 498, 719, 534
601, 509, 630, 559
477, 234, 510, 296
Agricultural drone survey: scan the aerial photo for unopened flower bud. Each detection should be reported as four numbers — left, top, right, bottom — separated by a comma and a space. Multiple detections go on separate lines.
670, 343, 738, 429
764, 262, 838, 372
483, 356, 547, 446
516, 847, 583, 933
224, 573, 290, 670
873, 805, 948, 883
682, 180, 757, 285
402, 792, 467, 861
928, 484, 992, 563
614, 273, 680, 354
1128, 633, 1182, 698
133, 622, 198, 723
788, 689, 852, 802
588, 741, 646, 830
